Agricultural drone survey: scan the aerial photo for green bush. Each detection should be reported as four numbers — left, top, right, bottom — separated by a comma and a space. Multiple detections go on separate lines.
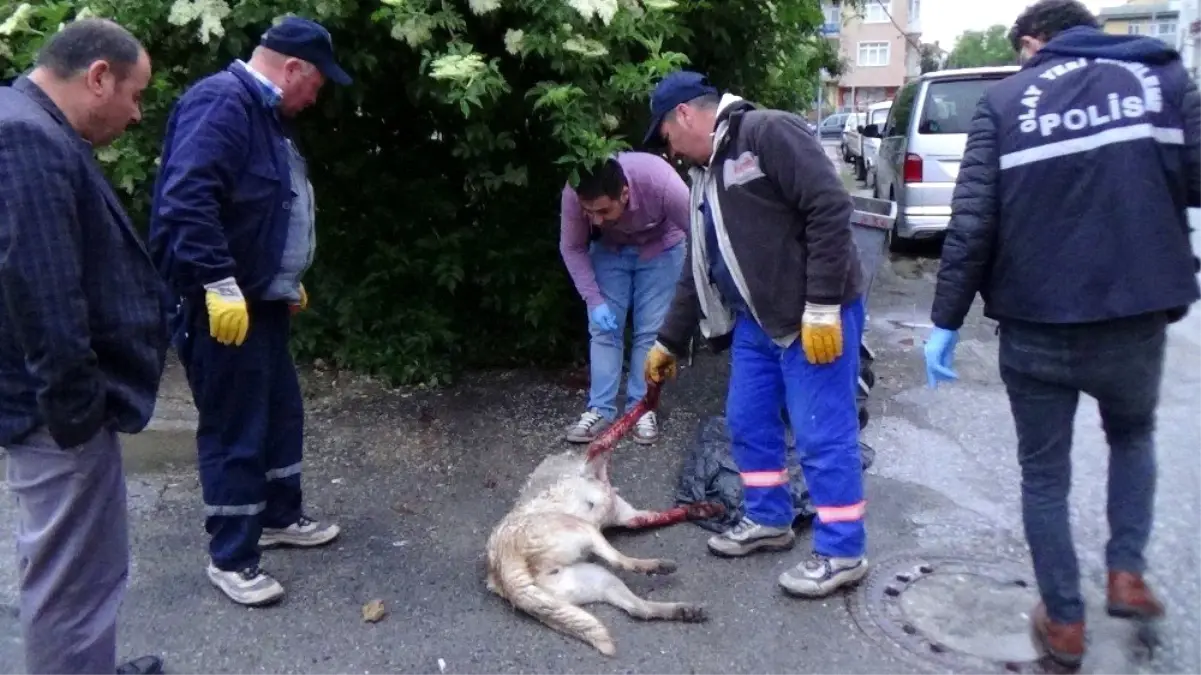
1, 0, 842, 386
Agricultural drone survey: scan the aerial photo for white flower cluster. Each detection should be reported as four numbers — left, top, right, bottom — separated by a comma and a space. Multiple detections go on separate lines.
467, 0, 502, 16
562, 36, 607, 58
0, 3, 34, 37
391, 14, 433, 48
565, 0, 618, 25
167, 0, 232, 45
429, 53, 487, 81
503, 28, 525, 56
563, 0, 675, 24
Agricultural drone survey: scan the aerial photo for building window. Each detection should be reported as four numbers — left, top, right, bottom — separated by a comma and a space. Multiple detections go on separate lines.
823, 3, 841, 25
864, 0, 891, 23
1128, 19, 1179, 37
858, 41, 891, 67
909, 0, 920, 22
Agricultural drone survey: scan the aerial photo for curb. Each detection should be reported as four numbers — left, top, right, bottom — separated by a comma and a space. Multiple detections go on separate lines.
0, 409, 198, 474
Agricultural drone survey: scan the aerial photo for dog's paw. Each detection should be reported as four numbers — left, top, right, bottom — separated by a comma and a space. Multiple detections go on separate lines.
685, 502, 726, 520
649, 559, 678, 575
593, 636, 617, 656
675, 604, 707, 622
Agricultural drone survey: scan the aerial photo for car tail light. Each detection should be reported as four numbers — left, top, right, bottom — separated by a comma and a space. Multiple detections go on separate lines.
903, 153, 923, 183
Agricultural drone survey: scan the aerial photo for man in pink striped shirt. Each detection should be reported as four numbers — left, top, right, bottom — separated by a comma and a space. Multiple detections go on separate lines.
559, 152, 690, 444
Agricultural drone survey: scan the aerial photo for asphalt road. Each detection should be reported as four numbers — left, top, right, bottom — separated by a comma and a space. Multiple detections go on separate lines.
0, 155, 1197, 674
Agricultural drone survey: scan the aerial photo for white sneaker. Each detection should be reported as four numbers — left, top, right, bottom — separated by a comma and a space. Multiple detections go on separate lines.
259, 515, 341, 548
707, 517, 796, 557
633, 411, 659, 445
778, 553, 869, 598
206, 562, 285, 606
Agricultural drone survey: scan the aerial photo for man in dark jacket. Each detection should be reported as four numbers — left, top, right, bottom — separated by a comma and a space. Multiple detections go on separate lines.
924, 0, 1200, 666
149, 16, 351, 607
0, 18, 167, 675
642, 71, 869, 599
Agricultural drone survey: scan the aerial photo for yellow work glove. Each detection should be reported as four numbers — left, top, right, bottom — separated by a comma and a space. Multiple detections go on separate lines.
801, 302, 843, 365
290, 283, 308, 316
644, 341, 679, 384
204, 277, 249, 347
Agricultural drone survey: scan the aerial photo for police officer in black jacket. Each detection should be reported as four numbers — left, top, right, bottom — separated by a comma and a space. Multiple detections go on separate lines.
924, 0, 1200, 667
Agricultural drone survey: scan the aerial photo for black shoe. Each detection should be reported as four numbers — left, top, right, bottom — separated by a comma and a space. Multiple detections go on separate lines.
117, 655, 163, 674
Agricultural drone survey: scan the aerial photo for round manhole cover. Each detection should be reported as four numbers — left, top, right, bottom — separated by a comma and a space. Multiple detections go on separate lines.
847, 553, 1047, 673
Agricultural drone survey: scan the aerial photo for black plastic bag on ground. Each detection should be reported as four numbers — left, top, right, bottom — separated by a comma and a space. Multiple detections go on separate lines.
673, 415, 877, 533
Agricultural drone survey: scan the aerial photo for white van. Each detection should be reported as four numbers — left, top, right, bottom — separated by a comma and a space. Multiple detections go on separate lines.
859, 100, 892, 185
868, 65, 1020, 250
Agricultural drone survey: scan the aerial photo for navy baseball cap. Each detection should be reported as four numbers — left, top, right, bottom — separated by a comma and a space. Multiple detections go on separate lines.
642, 70, 719, 146
261, 16, 351, 86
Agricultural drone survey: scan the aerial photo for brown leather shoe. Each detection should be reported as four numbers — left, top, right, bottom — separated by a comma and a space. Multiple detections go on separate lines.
1031, 602, 1085, 668
1107, 570, 1165, 619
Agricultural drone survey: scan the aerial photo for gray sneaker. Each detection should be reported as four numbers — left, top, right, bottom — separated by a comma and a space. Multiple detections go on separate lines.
564, 409, 610, 443
206, 562, 285, 606
259, 515, 341, 548
778, 553, 869, 598
707, 517, 796, 557
632, 411, 659, 445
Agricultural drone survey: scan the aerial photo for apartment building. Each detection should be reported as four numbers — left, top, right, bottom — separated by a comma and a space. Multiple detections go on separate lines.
1099, 0, 1180, 41
1098, 0, 1199, 81
819, 0, 922, 113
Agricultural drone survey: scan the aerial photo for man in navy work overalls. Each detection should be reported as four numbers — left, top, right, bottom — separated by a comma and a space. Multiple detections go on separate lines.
148, 16, 352, 607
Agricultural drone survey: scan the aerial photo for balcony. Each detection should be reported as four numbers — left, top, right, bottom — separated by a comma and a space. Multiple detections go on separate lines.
820, 21, 840, 37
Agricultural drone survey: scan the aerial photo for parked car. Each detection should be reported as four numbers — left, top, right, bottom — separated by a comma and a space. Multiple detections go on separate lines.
816, 112, 850, 140
868, 65, 1020, 251
858, 100, 892, 184
840, 112, 863, 163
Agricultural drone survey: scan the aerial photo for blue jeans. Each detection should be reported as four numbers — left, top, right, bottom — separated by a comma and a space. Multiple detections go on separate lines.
726, 297, 867, 558
998, 313, 1167, 625
588, 241, 686, 420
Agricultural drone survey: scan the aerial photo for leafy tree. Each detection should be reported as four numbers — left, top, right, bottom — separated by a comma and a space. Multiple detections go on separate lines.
919, 42, 943, 74
1, 0, 844, 386
945, 24, 1017, 69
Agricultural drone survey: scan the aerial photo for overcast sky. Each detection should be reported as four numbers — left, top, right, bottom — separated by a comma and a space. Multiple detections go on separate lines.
920, 0, 1130, 49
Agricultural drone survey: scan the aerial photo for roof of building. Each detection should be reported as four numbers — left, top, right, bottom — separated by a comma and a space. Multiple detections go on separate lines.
1098, 3, 1179, 20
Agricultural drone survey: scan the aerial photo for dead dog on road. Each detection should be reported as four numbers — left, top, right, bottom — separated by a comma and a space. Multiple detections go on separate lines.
484, 385, 724, 656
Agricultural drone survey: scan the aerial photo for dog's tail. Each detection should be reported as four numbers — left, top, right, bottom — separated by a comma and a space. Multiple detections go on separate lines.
495, 556, 616, 656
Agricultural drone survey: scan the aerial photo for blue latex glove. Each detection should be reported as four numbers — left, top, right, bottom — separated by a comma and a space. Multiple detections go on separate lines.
589, 303, 619, 333
924, 327, 960, 388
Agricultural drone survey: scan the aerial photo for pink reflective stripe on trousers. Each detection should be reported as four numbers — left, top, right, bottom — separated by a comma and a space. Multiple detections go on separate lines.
816, 500, 866, 523
740, 469, 789, 488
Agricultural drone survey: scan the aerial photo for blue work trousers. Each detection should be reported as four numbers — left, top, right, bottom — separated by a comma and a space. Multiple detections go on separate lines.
177, 300, 304, 571
588, 241, 686, 420
726, 297, 867, 558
